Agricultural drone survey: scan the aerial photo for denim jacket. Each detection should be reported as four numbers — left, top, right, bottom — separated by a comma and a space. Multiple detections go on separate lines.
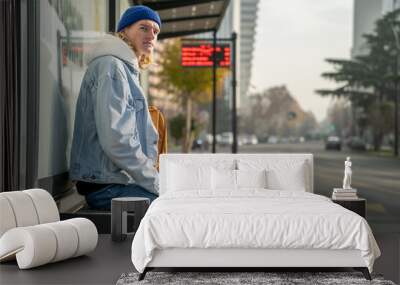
70, 34, 159, 194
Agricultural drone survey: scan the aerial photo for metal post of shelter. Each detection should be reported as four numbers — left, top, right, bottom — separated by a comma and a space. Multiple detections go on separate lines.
231, 32, 237, 153
395, 53, 399, 157
212, 30, 217, 153
390, 19, 399, 157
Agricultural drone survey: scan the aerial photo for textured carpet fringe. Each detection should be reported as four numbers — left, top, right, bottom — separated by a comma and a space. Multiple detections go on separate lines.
116, 271, 395, 285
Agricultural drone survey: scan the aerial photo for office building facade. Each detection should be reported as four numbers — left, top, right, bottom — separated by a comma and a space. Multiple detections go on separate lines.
352, 0, 400, 57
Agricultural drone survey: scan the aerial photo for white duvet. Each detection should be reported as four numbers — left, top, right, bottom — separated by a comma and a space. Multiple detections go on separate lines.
131, 190, 380, 273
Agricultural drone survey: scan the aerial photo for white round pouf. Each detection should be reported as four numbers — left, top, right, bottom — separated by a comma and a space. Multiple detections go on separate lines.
23, 189, 59, 224
0, 225, 57, 269
1, 191, 39, 227
0, 219, 98, 269
66, 218, 98, 257
0, 196, 17, 237
42, 221, 79, 262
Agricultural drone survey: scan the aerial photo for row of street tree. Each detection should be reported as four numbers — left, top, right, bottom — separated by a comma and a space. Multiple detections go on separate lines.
317, 9, 400, 153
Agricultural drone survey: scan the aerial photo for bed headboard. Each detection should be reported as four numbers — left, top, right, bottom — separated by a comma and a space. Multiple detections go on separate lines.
159, 153, 314, 195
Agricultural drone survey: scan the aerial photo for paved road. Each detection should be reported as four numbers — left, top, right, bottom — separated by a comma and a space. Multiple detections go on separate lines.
190, 141, 400, 233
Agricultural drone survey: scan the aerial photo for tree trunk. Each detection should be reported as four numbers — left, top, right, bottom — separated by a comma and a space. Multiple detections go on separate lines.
374, 96, 384, 151
182, 97, 193, 153
371, 97, 384, 151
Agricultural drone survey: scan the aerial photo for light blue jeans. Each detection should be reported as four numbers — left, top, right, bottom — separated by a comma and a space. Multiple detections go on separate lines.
85, 184, 158, 210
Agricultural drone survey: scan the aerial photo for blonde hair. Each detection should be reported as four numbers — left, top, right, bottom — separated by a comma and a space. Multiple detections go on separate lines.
115, 31, 153, 69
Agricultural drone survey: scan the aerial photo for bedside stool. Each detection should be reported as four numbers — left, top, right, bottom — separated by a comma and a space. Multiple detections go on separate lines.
332, 198, 366, 218
111, 197, 150, 242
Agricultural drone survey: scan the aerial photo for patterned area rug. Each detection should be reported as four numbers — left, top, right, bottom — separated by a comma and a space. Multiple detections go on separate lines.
116, 271, 396, 285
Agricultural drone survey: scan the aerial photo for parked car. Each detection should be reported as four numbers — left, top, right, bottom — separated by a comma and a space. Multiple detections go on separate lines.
192, 134, 212, 150
218, 132, 233, 146
325, 136, 342, 150
267, 136, 279, 144
192, 138, 205, 150
248, 134, 258, 145
238, 135, 245, 146
239, 134, 258, 145
347, 136, 367, 151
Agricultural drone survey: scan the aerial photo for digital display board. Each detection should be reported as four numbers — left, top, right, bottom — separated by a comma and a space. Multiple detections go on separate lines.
181, 44, 231, 67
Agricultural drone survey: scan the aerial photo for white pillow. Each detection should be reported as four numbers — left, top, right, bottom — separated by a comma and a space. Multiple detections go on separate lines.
211, 168, 236, 190
238, 159, 307, 191
236, 169, 267, 189
211, 168, 268, 191
167, 162, 212, 192
267, 162, 306, 191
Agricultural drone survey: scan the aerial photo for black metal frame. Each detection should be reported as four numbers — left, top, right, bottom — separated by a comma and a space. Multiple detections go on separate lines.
231, 32, 237, 154
212, 30, 217, 153
109, 0, 116, 32
138, 267, 372, 281
390, 21, 400, 157
354, 267, 372, 280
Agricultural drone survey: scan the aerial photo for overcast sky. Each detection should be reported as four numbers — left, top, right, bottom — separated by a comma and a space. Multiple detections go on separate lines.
250, 0, 353, 122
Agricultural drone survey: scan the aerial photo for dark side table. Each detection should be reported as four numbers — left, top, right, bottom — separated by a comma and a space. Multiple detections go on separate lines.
111, 197, 150, 242
332, 198, 366, 218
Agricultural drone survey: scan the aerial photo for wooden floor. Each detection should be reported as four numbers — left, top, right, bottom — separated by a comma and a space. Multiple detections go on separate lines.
0, 234, 399, 285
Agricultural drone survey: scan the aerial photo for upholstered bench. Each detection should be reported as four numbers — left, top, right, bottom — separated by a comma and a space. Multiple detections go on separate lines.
60, 208, 113, 234
60, 205, 136, 235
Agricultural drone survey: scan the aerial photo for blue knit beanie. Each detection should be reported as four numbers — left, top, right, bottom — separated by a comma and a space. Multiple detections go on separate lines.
117, 5, 161, 32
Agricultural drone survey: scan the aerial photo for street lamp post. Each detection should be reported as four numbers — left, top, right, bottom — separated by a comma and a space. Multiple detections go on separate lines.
390, 22, 400, 156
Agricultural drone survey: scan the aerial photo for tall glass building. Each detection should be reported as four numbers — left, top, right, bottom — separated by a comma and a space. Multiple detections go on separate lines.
352, 0, 400, 57
239, 0, 259, 107
196, 0, 260, 108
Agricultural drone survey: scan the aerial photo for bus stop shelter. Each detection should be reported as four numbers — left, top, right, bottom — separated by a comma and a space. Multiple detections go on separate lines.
130, 0, 237, 153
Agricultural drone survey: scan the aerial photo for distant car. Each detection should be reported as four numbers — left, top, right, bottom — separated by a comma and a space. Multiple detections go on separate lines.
238, 135, 246, 146
239, 134, 258, 145
192, 134, 212, 150
267, 136, 279, 144
325, 136, 342, 150
192, 139, 204, 150
347, 136, 367, 151
248, 134, 258, 145
218, 132, 233, 146
280, 137, 289, 143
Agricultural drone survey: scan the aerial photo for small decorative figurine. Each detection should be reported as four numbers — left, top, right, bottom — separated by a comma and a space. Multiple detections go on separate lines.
342, 157, 352, 189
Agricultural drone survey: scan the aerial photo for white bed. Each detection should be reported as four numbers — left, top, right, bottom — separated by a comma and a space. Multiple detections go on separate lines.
131, 154, 380, 280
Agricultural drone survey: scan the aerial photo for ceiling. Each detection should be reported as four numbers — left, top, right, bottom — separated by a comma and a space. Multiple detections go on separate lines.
131, 0, 230, 39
